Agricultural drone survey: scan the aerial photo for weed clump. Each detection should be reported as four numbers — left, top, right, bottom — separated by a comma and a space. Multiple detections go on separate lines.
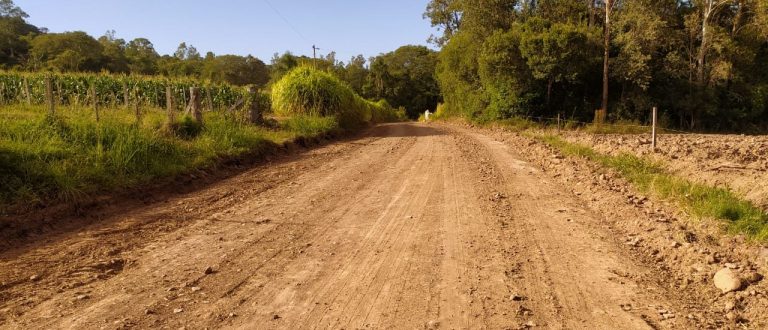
271, 66, 402, 129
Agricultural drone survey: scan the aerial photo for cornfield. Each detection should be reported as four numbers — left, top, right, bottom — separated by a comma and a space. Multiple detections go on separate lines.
0, 71, 248, 111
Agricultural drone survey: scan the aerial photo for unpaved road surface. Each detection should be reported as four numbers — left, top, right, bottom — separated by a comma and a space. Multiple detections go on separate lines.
0, 123, 752, 329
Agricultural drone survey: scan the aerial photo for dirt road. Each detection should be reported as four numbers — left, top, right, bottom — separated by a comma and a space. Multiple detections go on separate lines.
0, 123, 727, 329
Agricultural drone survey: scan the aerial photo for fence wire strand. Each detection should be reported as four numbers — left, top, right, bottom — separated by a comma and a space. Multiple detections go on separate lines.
512, 113, 694, 134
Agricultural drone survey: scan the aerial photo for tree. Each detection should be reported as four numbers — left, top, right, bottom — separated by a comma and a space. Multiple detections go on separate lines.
204, 55, 269, 87
368, 45, 441, 118
518, 18, 592, 109
0, 0, 27, 18
125, 38, 159, 75
424, 0, 462, 46
269, 52, 299, 82
342, 55, 368, 95
98, 30, 129, 73
0, 0, 39, 67
601, 0, 613, 120
28, 31, 103, 71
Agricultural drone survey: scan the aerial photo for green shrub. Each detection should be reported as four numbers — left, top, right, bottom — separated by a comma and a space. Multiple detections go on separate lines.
281, 115, 340, 137
271, 66, 401, 129
271, 66, 357, 117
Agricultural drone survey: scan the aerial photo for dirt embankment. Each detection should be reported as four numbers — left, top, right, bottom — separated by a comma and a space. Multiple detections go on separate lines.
562, 133, 768, 211
0, 122, 765, 329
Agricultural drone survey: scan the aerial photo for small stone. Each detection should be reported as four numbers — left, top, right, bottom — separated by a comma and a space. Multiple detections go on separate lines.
743, 272, 763, 284
173, 308, 184, 314
724, 301, 736, 311
426, 320, 440, 329
29, 275, 40, 281
759, 247, 768, 265
724, 263, 738, 269
204, 267, 215, 275
524, 320, 537, 328
705, 255, 718, 265
713, 268, 743, 293
145, 309, 155, 315
190, 287, 202, 292
273, 314, 281, 320
76, 294, 89, 300
228, 312, 237, 318
510, 293, 525, 301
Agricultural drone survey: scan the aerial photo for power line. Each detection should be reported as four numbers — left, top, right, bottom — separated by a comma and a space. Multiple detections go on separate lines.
262, 0, 311, 44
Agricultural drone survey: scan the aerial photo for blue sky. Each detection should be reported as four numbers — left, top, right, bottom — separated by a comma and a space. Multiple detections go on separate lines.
16, 0, 438, 63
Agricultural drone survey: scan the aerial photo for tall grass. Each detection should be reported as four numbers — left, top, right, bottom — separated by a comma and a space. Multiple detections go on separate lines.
280, 115, 340, 137
0, 104, 332, 211
536, 134, 768, 241
271, 66, 403, 129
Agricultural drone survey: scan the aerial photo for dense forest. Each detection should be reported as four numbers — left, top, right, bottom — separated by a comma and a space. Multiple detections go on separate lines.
426, 0, 768, 131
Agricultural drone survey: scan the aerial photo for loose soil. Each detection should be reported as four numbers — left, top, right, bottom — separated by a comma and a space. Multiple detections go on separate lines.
1, 122, 766, 329
562, 132, 768, 211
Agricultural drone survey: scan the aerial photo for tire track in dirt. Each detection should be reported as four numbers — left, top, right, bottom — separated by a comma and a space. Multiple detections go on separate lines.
0, 122, 728, 329
456, 128, 698, 329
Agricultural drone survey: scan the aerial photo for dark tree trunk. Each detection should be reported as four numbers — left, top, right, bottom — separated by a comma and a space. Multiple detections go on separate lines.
601, 0, 612, 118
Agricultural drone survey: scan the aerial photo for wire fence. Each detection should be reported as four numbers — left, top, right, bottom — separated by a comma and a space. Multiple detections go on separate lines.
511, 113, 694, 135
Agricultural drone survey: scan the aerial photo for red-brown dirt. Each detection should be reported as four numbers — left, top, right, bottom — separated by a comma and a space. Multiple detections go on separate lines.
0, 122, 765, 329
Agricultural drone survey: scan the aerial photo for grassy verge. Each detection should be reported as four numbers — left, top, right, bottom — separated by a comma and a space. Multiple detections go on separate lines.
0, 105, 339, 212
532, 133, 768, 241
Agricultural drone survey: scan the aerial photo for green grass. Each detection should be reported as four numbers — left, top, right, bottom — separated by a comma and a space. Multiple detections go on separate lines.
280, 115, 340, 137
534, 134, 768, 242
0, 104, 336, 212
271, 66, 402, 129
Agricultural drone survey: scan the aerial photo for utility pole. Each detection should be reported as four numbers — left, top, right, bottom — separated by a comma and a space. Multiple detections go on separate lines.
312, 45, 320, 68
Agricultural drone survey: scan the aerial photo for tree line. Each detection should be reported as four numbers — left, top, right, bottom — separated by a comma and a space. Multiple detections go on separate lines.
0, 0, 441, 118
426, 0, 768, 131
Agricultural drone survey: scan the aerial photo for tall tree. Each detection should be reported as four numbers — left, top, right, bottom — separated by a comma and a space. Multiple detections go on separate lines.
125, 38, 159, 75
28, 31, 103, 72
98, 30, 129, 73
0, 0, 39, 67
601, 0, 613, 120
368, 45, 441, 118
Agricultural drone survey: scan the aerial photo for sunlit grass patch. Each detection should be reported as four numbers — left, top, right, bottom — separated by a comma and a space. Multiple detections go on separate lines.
534, 134, 768, 242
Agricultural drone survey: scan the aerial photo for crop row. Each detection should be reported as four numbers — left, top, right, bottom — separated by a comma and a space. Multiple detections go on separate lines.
0, 72, 247, 110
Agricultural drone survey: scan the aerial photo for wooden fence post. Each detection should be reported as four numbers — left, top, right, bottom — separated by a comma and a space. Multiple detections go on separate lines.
91, 83, 99, 122
652, 106, 657, 152
123, 83, 130, 108
134, 88, 142, 124
248, 86, 263, 124
45, 75, 55, 117
166, 85, 175, 125
23, 77, 31, 105
206, 87, 214, 111
186, 87, 202, 124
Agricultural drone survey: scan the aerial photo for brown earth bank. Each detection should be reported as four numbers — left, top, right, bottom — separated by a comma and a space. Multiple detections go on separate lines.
561, 132, 768, 211
0, 122, 766, 329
